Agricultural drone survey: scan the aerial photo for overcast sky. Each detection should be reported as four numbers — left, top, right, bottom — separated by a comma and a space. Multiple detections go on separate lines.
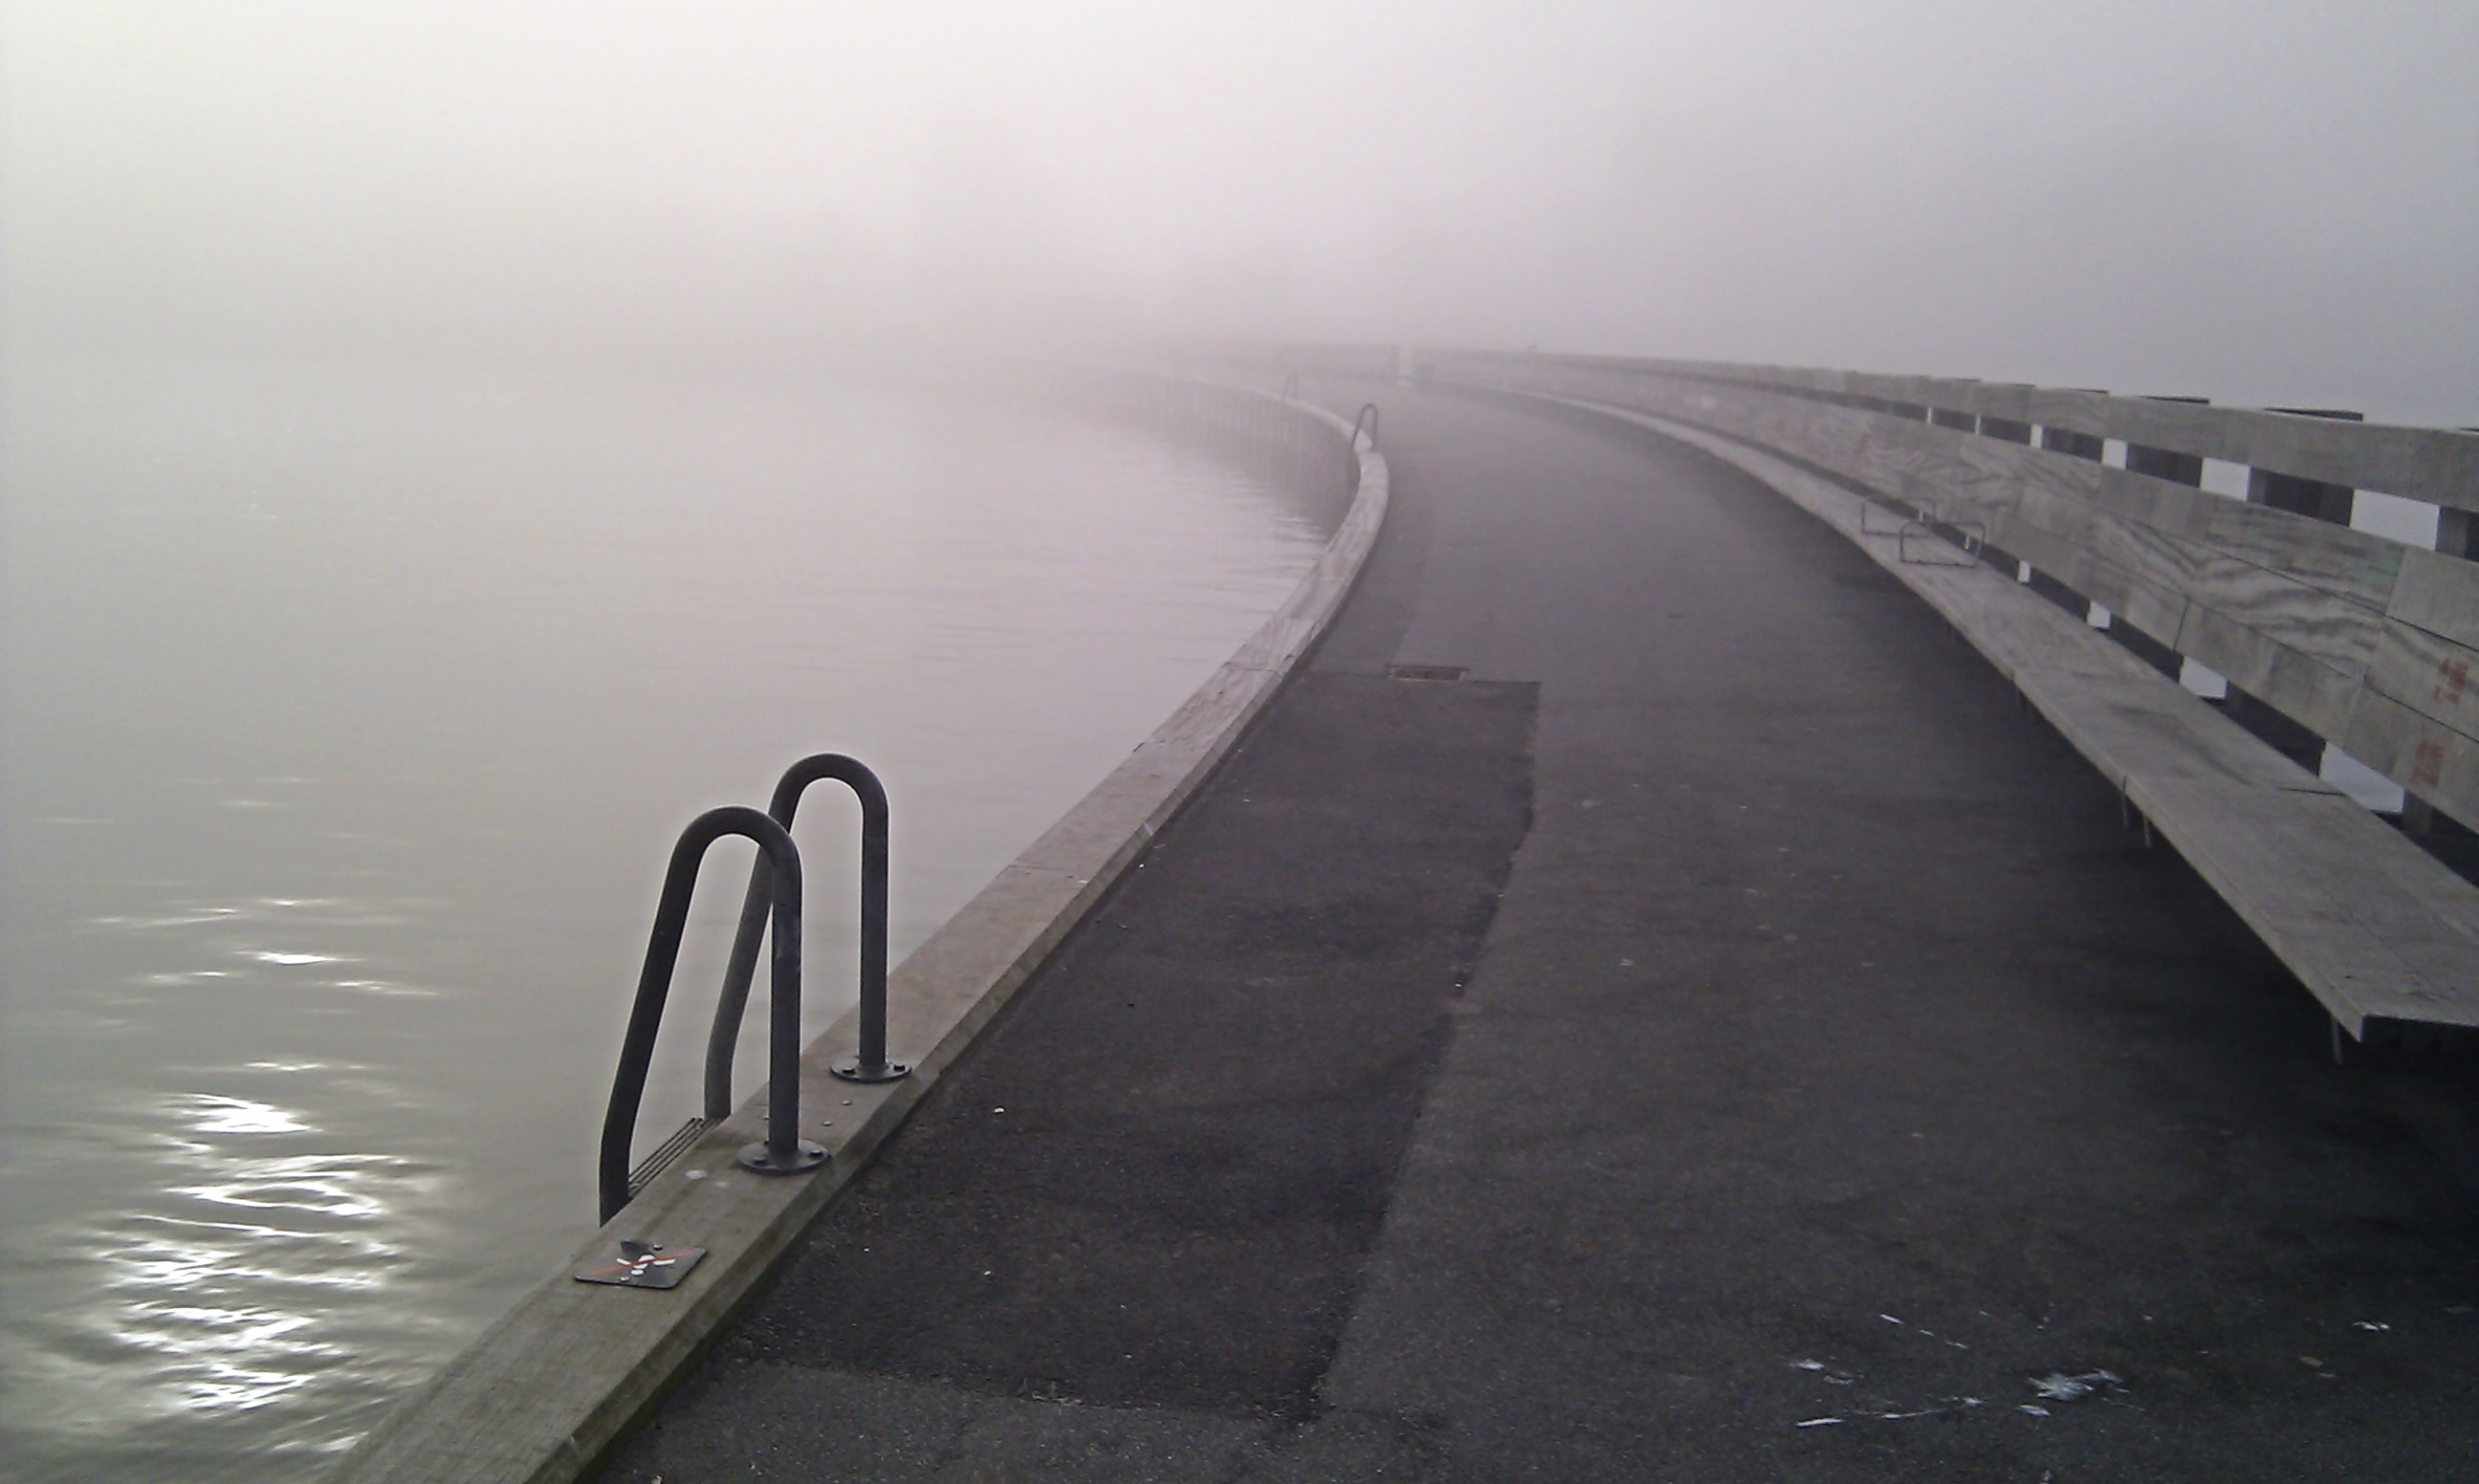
6, 1, 2473, 422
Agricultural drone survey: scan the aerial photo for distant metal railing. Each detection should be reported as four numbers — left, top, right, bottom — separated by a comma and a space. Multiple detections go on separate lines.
599, 806, 821, 1223
1352, 403, 1381, 450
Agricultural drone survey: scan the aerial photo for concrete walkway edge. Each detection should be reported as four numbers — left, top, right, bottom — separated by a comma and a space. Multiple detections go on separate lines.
326, 390, 1389, 1484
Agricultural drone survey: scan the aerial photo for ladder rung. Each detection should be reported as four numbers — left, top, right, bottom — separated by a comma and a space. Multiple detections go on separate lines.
626, 1117, 708, 1199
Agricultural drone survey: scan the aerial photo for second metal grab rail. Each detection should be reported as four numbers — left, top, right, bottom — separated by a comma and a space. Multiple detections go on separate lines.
1351, 403, 1380, 450
599, 806, 821, 1223
705, 753, 907, 1126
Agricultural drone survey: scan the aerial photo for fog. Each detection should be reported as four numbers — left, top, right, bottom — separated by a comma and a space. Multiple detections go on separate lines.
6, 1, 2473, 423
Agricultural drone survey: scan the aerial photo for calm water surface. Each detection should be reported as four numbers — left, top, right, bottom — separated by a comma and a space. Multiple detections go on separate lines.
0, 353, 1327, 1480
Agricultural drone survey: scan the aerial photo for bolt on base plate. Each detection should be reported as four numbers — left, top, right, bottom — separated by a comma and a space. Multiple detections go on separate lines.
735, 1137, 829, 1176
831, 1055, 911, 1082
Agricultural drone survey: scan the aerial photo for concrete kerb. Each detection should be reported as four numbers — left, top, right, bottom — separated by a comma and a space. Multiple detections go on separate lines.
327, 390, 1390, 1484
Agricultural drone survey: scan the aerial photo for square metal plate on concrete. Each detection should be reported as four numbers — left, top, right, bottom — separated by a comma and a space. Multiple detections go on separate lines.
574, 1241, 708, 1290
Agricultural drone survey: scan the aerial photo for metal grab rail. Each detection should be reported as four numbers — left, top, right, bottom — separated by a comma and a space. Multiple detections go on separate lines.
706, 754, 906, 1120
600, 806, 822, 1223
1352, 403, 1380, 449
1280, 371, 1302, 402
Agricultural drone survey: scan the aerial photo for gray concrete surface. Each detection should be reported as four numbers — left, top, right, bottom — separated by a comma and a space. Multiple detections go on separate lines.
603, 386, 2479, 1482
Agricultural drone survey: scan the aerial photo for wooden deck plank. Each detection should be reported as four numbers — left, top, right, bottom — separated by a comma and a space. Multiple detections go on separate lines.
2023, 671, 2323, 793
2341, 687, 2479, 834
2175, 605, 2358, 738
2191, 491, 2406, 607
2390, 547, 2479, 650
2123, 778, 2470, 1034
2366, 620, 2479, 747
2286, 793, 2479, 1024
2182, 553, 2384, 677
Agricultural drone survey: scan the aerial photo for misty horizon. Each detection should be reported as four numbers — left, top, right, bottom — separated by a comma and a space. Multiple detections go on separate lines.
5, 1, 2474, 424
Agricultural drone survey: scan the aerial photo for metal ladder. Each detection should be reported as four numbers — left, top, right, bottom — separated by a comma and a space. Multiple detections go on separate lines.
597, 753, 907, 1223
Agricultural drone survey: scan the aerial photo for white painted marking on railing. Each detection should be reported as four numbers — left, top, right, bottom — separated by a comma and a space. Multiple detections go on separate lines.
2200, 458, 2251, 500
2179, 658, 2228, 700
2320, 744, 2406, 815
2351, 489, 2442, 549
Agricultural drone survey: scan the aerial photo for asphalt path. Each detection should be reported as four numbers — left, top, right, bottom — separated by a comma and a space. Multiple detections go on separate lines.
603, 384, 2479, 1482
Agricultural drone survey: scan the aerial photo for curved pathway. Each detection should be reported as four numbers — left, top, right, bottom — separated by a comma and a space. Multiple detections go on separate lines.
604, 385, 2479, 1481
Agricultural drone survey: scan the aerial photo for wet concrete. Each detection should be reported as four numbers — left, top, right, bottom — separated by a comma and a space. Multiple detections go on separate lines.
603, 385, 2479, 1482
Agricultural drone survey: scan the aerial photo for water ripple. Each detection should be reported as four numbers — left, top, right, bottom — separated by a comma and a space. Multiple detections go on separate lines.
1, 1077, 458, 1479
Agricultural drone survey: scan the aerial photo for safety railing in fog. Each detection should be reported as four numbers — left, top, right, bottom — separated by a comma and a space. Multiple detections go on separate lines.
707, 753, 905, 1113
600, 753, 904, 1224
598, 806, 820, 1223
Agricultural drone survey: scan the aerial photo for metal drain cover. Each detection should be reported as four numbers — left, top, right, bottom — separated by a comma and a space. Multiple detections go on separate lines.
575, 1240, 707, 1290
1388, 664, 1468, 682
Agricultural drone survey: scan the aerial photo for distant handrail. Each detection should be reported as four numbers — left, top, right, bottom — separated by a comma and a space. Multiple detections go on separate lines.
601, 806, 819, 1223
1447, 347, 2479, 512
1352, 403, 1380, 450
1280, 371, 1301, 402
1419, 347, 2479, 835
706, 753, 903, 1124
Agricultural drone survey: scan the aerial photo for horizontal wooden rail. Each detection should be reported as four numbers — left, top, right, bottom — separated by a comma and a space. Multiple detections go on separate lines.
1478, 351, 2479, 513
1415, 349, 2479, 834
1503, 387, 2479, 1040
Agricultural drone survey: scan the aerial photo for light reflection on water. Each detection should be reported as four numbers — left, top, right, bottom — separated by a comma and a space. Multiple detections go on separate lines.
8, 1064, 462, 1476
0, 354, 1327, 1480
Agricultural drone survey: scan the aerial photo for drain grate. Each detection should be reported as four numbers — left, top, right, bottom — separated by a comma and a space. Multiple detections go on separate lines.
1388, 664, 1469, 683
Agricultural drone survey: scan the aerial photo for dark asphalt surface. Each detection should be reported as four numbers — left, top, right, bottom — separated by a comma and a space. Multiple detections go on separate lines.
604, 386, 2479, 1482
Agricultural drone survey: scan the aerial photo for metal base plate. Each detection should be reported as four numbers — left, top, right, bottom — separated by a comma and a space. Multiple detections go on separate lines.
830, 1055, 912, 1083
735, 1138, 830, 1176
574, 1240, 707, 1289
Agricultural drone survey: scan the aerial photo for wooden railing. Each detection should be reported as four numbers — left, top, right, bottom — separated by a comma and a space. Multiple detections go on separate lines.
1413, 349, 2479, 836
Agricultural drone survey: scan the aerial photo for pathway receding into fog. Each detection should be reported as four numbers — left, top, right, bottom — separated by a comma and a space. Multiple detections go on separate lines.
604, 385, 2479, 1482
